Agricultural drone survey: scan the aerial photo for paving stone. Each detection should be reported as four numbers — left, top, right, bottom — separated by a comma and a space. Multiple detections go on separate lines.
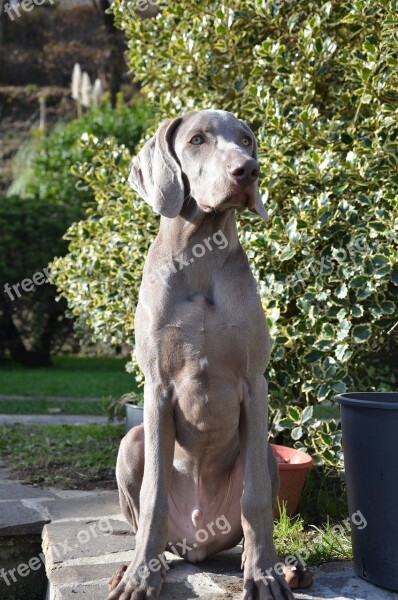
48, 561, 129, 587
52, 580, 205, 600
295, 562, 398, 600
199, 548, 242, 575
0, 394, 99, 402
43, 518, 135, 569
151, 555, 239, 598
46, 555, 398, 600
52, 489, 115, 499
0, 500, 50, 535
206, 574, 243, 598
40, 490, 120, 521
0, 414, 111, 425
47, 555, 241, 600
0, 479, 56, 501
51, 582, 111, 599
53, 567, 398, 600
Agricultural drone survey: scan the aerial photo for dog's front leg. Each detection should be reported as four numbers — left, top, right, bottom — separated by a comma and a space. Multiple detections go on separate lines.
240, 377, 295, 600
107, 383, 175, 600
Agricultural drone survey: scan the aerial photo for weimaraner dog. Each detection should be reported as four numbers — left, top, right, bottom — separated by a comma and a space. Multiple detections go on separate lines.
107, 110, 311, 600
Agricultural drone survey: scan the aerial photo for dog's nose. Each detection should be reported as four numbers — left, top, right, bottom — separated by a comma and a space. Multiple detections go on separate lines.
228, 159, 259, 186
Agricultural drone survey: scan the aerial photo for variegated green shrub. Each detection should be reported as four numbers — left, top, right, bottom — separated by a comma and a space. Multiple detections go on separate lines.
53, 0, 398, 466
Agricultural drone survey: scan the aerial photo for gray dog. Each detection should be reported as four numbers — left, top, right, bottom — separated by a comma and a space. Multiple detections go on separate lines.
106, 110, 309, 600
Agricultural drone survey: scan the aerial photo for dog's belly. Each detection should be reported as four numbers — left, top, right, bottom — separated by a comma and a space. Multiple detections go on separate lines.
167, 452, 244, 562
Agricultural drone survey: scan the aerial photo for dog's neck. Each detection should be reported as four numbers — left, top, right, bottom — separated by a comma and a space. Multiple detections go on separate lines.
158, 200, 241, 257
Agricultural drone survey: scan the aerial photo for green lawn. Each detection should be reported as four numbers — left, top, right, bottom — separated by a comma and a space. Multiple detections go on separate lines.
0, 423, 124, 489
0, 355, 138, 398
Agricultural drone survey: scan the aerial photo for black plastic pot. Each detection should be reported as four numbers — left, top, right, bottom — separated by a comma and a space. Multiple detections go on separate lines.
335, 392, 398, 591
125, 402, 144, 433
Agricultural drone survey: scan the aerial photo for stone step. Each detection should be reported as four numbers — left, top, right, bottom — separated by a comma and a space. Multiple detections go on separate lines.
41, 494, 398, 600
37, 488, 245, 599
1, 459, 397, 599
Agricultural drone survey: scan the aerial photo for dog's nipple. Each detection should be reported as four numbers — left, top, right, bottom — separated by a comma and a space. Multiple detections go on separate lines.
191, 508, 204, 528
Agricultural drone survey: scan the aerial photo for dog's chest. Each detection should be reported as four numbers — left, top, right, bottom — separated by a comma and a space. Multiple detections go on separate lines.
164, 295, 253, 372
136, 282, 269, 381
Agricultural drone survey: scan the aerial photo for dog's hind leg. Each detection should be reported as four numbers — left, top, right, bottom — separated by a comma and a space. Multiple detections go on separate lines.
108, 424, 145, 593
116, 423, 145, 532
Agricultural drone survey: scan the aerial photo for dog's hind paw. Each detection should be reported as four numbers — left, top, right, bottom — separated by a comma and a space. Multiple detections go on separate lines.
283, 560, 313, 589
108, 565, 127, 591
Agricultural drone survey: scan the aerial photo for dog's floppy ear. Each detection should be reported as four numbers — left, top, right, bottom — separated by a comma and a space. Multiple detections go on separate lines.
129, 117, 184, 218
240, 120, 269, 220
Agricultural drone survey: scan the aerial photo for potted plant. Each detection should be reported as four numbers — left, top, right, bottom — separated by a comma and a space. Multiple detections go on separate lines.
103, 392, 144, 431
271, 444, 313, 518
125, 394, 144, 431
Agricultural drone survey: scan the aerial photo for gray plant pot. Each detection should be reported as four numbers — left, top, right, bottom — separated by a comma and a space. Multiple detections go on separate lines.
125, 402, 144, 433
336, 392, 398, 591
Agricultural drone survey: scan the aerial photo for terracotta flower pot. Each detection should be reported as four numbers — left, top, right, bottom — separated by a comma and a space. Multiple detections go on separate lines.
271, 444, 313, 518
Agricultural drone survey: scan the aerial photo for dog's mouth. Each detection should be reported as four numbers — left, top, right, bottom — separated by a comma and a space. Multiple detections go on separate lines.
198, 202, 214, 213
198, 184, 257, 213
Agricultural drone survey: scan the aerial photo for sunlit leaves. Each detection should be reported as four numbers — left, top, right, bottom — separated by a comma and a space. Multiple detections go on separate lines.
53, 0, 398, 469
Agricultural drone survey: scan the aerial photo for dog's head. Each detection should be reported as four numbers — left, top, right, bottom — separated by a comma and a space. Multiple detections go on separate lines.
129, 109, 268, 219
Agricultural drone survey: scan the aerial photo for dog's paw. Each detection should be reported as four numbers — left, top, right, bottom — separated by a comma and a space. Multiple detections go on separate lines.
282, 560, 313, 590
105, 562, 165, 600
108, 565, 127, 592
242, 561, 295, 600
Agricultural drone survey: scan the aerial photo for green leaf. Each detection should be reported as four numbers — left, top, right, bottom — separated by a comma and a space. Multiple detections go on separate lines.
369, 221, 386, 232
305, 349, 323, 364
352, 324, 372, 343
349, 275, 367, 289
318, 384, 329, 401
372, 254, 389, 268
380, 301, 395, 315
234, 79, 245, 91
332, 381, 346, 394
352, 304, 364, 317
335, 344, 352, 362
314, 38, 322, 52
335, 283, 348, 299
361, 67, 372, 81
287, 407, 300, 421
279, 247, 296, 261
301, 406, 313, 422
291, 426, 303, 441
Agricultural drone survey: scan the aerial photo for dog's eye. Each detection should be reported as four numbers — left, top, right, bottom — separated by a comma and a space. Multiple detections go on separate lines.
190, 135, 205, 146
242, 137, 252, 147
